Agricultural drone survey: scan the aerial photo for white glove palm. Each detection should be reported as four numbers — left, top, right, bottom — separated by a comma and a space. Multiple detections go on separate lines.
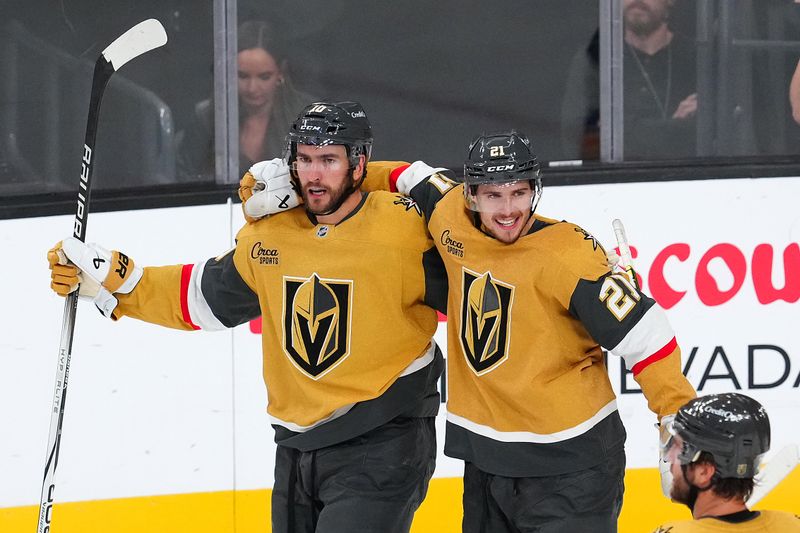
238, 158, 300, 222
48, 237, 143, 318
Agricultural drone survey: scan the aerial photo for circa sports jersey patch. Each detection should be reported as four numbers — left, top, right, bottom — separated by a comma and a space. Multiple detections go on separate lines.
440, 229, 465, 258
458, 268, 514, 375
393, 195, 422, 216
250, 241, 280, 265
282, 273, 353, 380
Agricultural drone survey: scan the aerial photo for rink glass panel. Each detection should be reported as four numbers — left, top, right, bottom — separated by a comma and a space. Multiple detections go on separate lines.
1, 0, 799, 217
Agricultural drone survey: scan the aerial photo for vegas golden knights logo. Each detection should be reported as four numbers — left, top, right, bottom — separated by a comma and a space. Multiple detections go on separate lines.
283, 273, 352, 379
459, 268, 514, 375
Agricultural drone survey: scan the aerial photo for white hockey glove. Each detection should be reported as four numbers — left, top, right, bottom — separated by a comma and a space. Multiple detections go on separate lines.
607, 249, 622, 271
238, 158, 300, 223
394, 161, 448, 195
48, 237, 143, 318
657, 414, 677, 497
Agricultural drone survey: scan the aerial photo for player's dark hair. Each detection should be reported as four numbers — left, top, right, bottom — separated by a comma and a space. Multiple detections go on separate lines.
238, 20, 288, 65
694, 452, 756, 501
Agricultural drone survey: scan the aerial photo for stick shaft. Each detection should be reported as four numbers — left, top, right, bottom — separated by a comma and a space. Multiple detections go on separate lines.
37, 55, 113, 533
37, 20, 166, 532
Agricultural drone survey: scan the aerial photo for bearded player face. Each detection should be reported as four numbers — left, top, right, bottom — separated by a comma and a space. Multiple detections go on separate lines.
294, 144, 363, 216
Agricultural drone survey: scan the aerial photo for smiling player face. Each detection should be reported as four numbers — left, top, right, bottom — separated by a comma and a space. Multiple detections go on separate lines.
471, 181, 535, 244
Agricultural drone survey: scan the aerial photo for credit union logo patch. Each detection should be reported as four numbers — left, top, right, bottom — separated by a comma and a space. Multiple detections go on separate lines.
459, 268, 514, 375
282, 273, 352, 379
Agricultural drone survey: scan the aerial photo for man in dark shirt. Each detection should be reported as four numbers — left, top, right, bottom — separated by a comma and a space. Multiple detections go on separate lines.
560, 0, 697, 160
623, 0, 697, 159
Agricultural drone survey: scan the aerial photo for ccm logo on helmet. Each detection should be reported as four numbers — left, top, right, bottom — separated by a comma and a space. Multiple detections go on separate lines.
487, 164, 515, 172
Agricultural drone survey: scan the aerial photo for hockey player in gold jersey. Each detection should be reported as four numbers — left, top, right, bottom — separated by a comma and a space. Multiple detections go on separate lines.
48, 102, 447, 532
242, 130, 697, 532
653, 393, 800, 532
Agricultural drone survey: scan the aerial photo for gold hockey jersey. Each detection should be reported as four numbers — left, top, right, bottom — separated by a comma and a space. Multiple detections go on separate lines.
363, 161, 696, 476
115, 191, 446, 450
652, 510, 800, 532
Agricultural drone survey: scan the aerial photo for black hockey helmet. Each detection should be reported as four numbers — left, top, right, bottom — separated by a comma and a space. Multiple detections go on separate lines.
285, 101, 373, 169
670, 393, 770, 479
463, 131, 542, 213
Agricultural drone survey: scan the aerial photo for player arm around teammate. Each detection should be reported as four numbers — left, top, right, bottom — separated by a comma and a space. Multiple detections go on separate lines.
248, 136, 695, 423
48, 101, 449, 533
241, 129, 697, 532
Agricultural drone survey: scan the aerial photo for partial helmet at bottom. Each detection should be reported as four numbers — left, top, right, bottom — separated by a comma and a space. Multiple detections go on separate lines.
670, 393, 770, 479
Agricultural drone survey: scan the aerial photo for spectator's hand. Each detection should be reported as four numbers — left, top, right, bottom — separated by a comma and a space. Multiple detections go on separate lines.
672, 93, 697, 120
238, 158, 301, 223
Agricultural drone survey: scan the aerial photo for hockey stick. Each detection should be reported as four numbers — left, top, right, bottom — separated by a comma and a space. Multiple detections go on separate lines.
746, 443, 799, 507
612, 218, 640, 290
37, 19, 167, 533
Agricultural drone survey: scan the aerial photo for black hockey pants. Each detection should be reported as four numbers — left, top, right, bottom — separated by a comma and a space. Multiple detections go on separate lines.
462, 448, 626, 533
271, 416, 436, 533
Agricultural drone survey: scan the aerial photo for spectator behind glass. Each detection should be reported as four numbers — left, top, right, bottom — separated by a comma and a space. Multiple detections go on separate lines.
179, 20, 315, 178
560, 0, 697, 160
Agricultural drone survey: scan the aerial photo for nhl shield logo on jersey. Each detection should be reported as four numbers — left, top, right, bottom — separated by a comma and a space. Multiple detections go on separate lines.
282, 273, 352, 379
458, 268, 514, 375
